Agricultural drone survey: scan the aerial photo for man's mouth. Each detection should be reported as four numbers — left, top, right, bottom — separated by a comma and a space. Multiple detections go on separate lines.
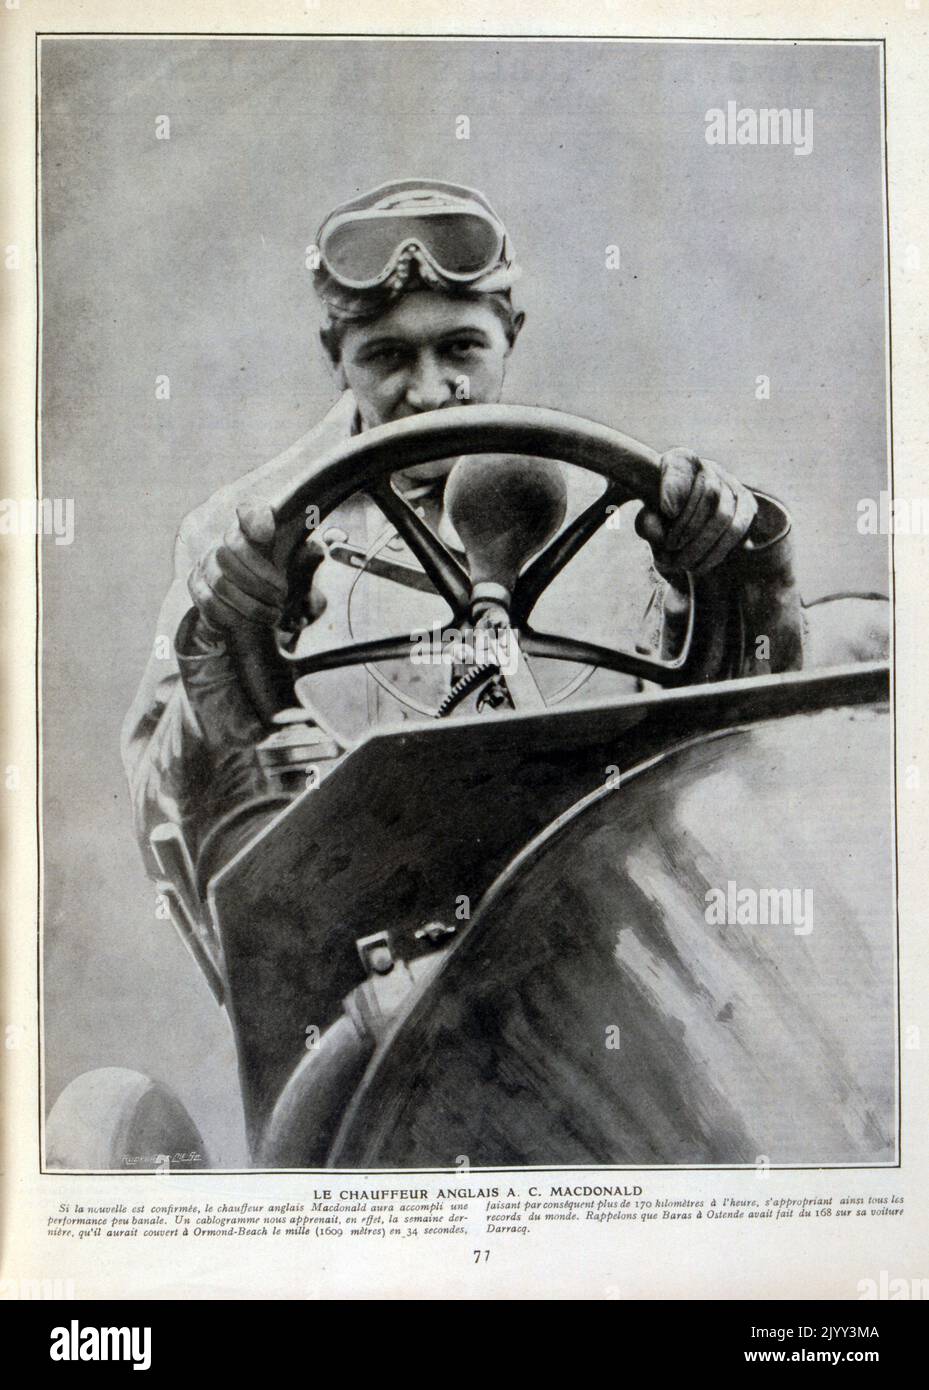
391, 399, 468, 421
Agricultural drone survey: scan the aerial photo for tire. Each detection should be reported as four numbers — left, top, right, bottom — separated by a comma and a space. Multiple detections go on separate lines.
46, 1067, 208, 1171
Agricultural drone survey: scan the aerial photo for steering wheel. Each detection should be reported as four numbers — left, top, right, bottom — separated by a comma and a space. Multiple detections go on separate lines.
232, 405, 749, 724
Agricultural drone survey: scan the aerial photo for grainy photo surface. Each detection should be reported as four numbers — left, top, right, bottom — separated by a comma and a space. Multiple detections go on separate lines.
38, 35, 895, 1172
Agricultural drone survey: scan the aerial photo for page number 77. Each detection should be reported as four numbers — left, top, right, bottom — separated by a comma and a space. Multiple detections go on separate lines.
472, 1250, 490, 1263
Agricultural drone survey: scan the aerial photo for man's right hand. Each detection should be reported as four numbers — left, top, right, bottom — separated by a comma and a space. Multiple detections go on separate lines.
187, 502, 287, 637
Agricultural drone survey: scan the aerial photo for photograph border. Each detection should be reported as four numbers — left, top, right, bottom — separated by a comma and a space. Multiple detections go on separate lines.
33, 29, 900, 1177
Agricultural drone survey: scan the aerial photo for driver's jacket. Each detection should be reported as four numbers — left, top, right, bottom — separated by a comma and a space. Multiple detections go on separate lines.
122, 390, 805, 886
121, 392, 360, 879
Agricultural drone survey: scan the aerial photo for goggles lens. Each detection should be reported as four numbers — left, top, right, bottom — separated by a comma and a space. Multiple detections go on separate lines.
321, 211, 504, 287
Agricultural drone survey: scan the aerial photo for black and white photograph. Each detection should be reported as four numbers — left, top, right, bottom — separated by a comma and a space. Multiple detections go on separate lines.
36, 34, 895, 1175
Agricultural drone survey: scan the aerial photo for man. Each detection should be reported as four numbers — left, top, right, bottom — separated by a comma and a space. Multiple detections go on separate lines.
122, 178, 882, 885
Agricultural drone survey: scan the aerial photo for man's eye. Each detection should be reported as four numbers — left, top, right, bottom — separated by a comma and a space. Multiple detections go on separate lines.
365, 346, 405, 366
446, 340, 483, 359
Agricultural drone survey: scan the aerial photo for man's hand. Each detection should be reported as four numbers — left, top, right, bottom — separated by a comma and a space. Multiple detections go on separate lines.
188, 500, 327, 640
635, 448, 757, 578
188, 502, 287, 637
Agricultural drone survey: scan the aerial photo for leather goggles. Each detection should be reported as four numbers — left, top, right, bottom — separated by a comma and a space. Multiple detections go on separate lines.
316, 182, 512, 292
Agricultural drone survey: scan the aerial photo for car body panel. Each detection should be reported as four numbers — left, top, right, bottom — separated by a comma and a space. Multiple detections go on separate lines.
330, 696, 895, 1167
209, 662, 890, 1154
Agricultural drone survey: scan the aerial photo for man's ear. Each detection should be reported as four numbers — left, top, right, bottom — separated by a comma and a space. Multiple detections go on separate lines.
319, 327, 347, 386
506, 310, 526, 353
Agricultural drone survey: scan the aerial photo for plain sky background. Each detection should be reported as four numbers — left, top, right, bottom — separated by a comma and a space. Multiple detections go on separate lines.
39, 37, 889, 1165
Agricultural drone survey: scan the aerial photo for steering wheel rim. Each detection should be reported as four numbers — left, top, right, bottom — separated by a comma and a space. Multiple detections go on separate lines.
233, 404, 742, 722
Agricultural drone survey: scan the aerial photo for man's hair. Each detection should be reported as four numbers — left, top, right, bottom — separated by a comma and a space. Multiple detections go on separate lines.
313, 178, 522, 361
320, 288, 523, 362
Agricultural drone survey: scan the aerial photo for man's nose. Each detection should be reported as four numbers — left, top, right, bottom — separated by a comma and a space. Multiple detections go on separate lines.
405, 353, 454, 411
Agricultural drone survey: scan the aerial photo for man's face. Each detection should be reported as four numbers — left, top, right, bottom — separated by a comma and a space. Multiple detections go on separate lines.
332, 291, 515, 432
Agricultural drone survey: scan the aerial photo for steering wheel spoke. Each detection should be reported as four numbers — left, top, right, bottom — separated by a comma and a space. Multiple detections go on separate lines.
520, 629, 688, 687
513, 482, 632, 622
287, 633, 421, 678
366, 478, 471, 616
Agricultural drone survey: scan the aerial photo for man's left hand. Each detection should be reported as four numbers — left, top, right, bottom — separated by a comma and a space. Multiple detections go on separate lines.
635, 448, 757, 577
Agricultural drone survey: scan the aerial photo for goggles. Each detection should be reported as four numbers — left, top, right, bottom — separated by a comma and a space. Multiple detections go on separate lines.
315, 181, 515, 295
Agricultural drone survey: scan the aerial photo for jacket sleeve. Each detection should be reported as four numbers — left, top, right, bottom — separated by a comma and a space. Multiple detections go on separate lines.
657, 490, 805, 678
729, 490, 805, 675
119, 524, 213, 878
121, 521, 294, 886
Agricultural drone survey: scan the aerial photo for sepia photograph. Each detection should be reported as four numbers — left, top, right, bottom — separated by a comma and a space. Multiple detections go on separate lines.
37, 34, 895, 1173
